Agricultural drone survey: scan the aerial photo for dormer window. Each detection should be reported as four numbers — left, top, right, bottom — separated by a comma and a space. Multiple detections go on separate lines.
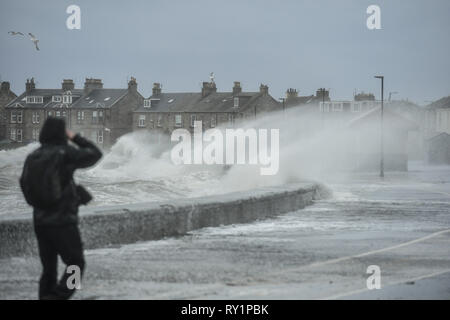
63, 91, 72, 104
233, 97, 239, 108
26, 96, 43, 104
144, 99, 151, 108
52, 96, 62, 102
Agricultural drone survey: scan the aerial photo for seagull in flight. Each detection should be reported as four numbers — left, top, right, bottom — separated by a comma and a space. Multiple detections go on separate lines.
28, 33, 39, 51
8, 31, 24, 36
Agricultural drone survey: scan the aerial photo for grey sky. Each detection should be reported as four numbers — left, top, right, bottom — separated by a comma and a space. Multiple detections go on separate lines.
1, 0, 449, 105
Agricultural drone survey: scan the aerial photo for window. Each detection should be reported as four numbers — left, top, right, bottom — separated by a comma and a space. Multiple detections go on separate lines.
26, 96, 43, 104
98, 110, 104, 123
77, 111, 85, 124
190, 114, 196, 127
92, 111, 98, 124
63, 94, 72, 104
32, 128, 39, 141
10, 110, 23, 123
10, 111, 17, 123
16, 129, 22, 142
234, 97, 239, 108
228, 114, 234, 125
138, 115, 146, 127
10, 129, 16, 141
16, 111, 23, 123
157, 114, 163, 127
52, 96, 61, 102
211, 114, 216, 128
144, 99, 151, 108
352, 103, 361, 112
62, 111, 67, 118
48, 111, 53, 117
56, 111, 61, 117
98, 130, 103, 144
175, 114, 182, 127
32, 111, 40, 123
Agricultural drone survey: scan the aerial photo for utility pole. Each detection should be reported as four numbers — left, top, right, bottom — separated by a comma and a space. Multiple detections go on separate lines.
375, 76, 384, 178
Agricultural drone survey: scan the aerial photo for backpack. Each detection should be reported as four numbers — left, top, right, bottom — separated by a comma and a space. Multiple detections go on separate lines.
20, 147, 66, 209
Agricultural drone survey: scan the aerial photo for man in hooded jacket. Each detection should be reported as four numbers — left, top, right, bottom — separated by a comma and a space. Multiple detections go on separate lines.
21, 117, 102, 299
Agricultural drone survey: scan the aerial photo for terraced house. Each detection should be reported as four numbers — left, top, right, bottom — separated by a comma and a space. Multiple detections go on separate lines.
5, 77, 143, 148
0, 81, 17, 143
133, 80, 282, 142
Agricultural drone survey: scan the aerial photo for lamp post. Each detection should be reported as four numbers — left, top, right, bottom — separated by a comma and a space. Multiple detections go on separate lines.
375, 76, 384, 178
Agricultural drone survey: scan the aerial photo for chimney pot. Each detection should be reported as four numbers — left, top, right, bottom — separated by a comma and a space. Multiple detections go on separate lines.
152, 83, 162, 96
1, 81, 10, 93
84, 78, 103, 93
128, 77, 137, 92
26, 77, 36, 93
233, 81, 242, 95
202, 81, 217, 97
286, 88, 298, 100
259, 84, 269, 95
62, 79, 75, 92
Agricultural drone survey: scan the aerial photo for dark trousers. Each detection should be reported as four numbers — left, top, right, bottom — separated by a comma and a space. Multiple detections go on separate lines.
34, 224, 85, 300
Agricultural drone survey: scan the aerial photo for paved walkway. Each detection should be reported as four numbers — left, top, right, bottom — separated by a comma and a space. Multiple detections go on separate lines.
1, 164, 449, 299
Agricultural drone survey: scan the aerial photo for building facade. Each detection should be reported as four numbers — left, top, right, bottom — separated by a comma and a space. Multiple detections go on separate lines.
0, 81, 17, 142
423, 96, 450, 163
133, 81, 281, 142
424, 96, 450, 138
5, 77, 143, 148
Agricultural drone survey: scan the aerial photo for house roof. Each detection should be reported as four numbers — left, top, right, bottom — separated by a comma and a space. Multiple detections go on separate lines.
134, 91, 281, 113
6, 88, 130, 109
348, 106, 419, 131
426, 96, 450, 109
285, 95, 316, 107
71, 89, 128, 109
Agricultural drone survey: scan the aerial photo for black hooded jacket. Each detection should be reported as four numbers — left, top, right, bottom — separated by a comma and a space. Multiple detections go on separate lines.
30, 118, 102, 226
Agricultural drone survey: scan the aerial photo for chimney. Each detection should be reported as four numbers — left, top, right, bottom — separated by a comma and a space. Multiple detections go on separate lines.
152, 83, 162, 96
259, 84, 269, 95
233, 81, 242, 95
316, 88, 330, 101
128, 77, 137, 92
354, 92, 375, 101
202, 81, 217, 97
26, 78, 36, 93
286, 88, 298, 100
1, 81, 10, 93
62, 79, 75, 92
84, 78, 103, 94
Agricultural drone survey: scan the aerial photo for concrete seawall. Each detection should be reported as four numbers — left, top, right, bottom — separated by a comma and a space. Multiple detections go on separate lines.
0, 183, 329, 258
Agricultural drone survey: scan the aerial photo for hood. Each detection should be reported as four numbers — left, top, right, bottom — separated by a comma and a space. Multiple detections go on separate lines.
39, 117, 68, 146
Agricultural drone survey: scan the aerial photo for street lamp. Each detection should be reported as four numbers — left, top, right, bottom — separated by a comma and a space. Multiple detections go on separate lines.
375, 76, 384, 178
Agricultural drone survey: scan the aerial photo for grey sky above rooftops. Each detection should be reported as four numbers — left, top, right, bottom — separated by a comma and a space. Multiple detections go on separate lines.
0, 0, 449, 105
